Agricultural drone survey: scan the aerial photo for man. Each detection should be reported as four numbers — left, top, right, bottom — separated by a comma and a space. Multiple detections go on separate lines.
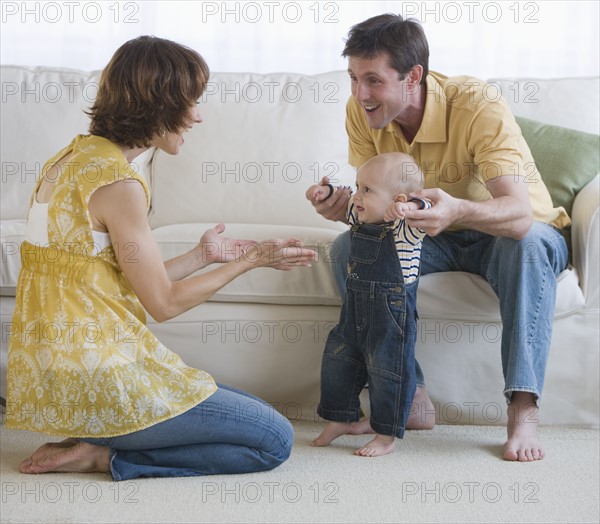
307, 14, 570, 462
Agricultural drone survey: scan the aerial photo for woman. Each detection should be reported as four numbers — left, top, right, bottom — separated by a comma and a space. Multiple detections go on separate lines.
7, 36, 317, 480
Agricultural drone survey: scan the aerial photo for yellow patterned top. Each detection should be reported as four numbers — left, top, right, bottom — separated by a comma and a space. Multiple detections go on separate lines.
6, 135, 217, 437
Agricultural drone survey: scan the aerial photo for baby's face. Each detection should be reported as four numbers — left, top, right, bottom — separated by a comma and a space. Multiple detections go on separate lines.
353, 166, 396, 223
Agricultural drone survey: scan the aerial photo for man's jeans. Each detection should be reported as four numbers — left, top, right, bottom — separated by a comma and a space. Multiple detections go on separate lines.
80, 383, 293, 480
331, 222, 569, 402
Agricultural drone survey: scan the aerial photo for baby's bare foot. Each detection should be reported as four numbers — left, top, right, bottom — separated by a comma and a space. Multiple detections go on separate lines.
20, 439, 111, 474
354, 434, 396, 457
312, 422, 354, 447
312, 418, 376, 447
347, 418, 375, 435
503, 392, 544, 462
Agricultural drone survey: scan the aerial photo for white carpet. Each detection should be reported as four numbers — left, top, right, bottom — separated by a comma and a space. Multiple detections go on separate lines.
1, 420, 598, 524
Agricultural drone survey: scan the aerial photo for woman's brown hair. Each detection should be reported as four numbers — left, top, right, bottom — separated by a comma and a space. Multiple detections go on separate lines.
88, 36, 209, 148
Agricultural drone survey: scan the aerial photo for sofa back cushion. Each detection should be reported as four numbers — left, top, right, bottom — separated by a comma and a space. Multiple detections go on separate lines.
515, 116, 600, 218
0, 66, 153, 221
0, 66, 99, 220
148, 71, 356, 229
487, 77, 600, 135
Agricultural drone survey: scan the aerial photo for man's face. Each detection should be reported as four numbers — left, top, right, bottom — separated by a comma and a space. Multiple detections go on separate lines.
348, 53, 416, 129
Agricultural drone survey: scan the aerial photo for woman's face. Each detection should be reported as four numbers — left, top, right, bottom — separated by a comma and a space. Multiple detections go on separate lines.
153, 104, 202, 155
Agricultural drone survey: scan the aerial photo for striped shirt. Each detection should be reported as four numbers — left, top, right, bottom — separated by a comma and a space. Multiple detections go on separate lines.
347, 198, 431, 283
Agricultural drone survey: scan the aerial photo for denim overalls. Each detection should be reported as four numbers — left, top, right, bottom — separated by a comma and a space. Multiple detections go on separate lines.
317, 221, 419, 438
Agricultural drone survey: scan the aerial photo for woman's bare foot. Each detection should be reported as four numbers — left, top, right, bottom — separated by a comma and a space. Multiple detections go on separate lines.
354, 434, 396, 457
503, 392, 545, 462
312, 419, 374, 447
406, 386, 436, 429
19, 439, 111, 474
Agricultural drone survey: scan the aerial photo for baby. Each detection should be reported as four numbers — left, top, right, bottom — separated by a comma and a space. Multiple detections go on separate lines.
308, 152, 430, 457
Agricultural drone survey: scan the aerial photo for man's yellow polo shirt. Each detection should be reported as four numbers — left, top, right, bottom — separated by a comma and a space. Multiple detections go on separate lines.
346, 71, 570, 229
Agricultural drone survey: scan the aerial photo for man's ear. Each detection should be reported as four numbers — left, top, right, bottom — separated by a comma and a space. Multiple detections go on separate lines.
406, 65, 423, 86
394, 193, 408, 203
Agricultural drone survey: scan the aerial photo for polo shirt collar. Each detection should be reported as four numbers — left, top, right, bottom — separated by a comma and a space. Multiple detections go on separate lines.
386, 72, 447, 144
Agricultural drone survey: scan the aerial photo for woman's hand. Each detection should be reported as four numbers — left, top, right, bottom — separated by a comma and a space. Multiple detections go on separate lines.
92, 181, 317, 322
198, 223, 256, 265
242, 238, 317, 271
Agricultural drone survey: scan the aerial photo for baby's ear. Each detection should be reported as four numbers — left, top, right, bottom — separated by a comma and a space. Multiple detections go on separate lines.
393, 193, 407, 203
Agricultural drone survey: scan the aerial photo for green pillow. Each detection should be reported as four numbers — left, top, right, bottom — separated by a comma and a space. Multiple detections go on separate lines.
515, 116, 599, 217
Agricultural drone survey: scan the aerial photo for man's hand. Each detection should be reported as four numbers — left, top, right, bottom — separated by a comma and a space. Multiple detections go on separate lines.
407, 176, 533, 239
305, 176, 352, 223
403, 188, 461, 236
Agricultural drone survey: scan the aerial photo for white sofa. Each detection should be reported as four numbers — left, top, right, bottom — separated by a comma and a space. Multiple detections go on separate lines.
1, 66, 598, 427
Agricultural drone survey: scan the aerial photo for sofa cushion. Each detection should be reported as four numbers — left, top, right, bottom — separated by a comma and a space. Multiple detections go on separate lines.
151, 223, 585, 318
152, 223, 345, 306
488, 77, 600, 135
418, 268, 584, 321
148, 71, 356, 230
0, 65, 154, 222
0, 66, 99, 221
1, 220, 586, 318
516, 116, 600, 217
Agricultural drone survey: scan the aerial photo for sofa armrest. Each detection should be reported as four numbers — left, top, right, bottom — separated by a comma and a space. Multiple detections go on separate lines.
571, 175, 600, 310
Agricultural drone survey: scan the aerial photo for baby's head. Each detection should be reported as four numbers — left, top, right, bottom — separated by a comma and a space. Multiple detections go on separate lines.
354, 153, 424, 223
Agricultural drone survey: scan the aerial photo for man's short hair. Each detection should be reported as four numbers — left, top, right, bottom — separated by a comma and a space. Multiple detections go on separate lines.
342, 13, 429, 84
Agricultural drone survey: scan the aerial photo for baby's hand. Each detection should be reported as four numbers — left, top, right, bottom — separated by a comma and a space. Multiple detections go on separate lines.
384, 202, 411, 222
306, 182, 333, 204
306, 176, 352, 223
306, 185, 326, 203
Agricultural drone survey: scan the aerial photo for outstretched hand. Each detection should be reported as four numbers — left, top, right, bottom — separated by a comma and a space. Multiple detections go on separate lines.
241, 237, 318, 271
199, 223, 257, 265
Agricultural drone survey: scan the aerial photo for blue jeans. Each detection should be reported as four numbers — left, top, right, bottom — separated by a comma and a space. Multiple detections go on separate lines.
331, 222, 569, 401
80, 383, 293, 480
318, 223, 418, 438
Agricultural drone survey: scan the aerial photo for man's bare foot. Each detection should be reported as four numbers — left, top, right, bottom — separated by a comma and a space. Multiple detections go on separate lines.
354, 434, 396, 457
19, 439, 111, 474
503, 392, 544, 462
312, 419, 374, 447
406, 386, 436, 429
